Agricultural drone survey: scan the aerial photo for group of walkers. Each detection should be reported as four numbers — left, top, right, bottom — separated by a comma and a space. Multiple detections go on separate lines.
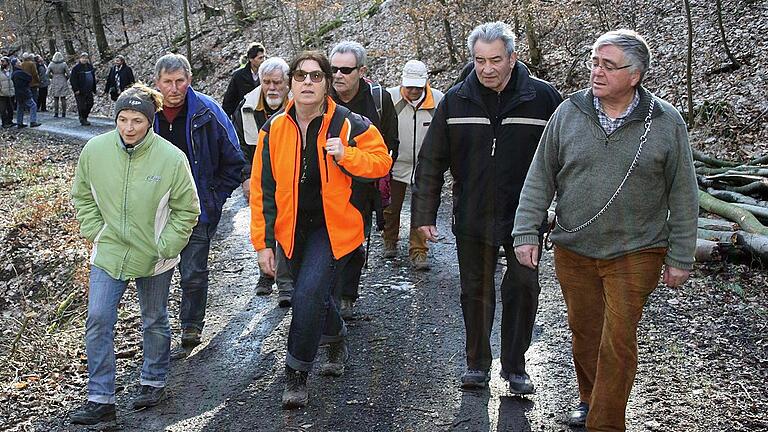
0, 51, 135, 128
66, 20, 698, 432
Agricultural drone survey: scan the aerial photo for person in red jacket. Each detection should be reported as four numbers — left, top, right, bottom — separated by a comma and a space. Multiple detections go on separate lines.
250, 51, 391, 410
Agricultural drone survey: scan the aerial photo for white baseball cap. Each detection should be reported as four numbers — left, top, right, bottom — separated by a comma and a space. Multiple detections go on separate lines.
401, 60, 428, 87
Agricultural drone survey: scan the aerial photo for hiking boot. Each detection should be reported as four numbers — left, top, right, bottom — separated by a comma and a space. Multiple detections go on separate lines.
81, 120, 92, 126
30, 122, 42, 127
567, 402, 589, 426
131, 385, 167, 409
277, 292, 292, 308
319, 339, 349, 377
508, 373, 535, 395
70, 401, 116, 425
340, 298, 354, 320
461, 369, 490, 389
255, 275, 274, 295
170, 345, 192, 360
410, 251, 430, 271
181, 327, 201, 348
54, 113, 59, 118
383, 242, 397, 258
17, 124, 27, 129
281, 366, 309, 409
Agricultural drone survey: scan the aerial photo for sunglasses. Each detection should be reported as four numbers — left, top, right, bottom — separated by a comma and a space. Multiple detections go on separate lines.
291, 70, 325, 83
331, 66, 359, 75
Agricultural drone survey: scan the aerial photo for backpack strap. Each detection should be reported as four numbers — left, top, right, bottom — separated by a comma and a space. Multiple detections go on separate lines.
369, 82, 383, 119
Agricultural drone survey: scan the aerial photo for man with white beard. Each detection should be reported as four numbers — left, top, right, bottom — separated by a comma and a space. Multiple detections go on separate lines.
233, 57, 294, 306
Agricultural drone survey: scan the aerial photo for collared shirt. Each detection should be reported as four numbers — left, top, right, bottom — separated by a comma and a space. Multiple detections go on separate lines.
593, 90, 639, 135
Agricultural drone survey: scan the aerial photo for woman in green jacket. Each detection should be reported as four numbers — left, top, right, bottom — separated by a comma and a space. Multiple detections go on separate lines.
69, 83, 200, 425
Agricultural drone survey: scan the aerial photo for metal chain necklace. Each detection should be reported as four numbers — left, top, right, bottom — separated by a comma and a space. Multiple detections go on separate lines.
556, 97, 656, 233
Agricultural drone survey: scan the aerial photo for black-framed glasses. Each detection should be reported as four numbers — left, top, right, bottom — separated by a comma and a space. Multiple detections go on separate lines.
584, 60, 632, 73
331, 66, 359, 75
291, 70, 325, 83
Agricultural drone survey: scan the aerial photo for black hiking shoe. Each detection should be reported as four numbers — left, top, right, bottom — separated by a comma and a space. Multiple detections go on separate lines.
277, 292, 292, 308
171, 327, 201, 360
70, 401, 116, 425
255, 274, 274, 295
567, 402, 589, 426
319, 339, 349, 377
460, 369, 490, 389
282, 366, 309, 409
30, 122, 42, 127
340, 298, 354, 320
508, 372, 535, 395
131, 385, 167, 409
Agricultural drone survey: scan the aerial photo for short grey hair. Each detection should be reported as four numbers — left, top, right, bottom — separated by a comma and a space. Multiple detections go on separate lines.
22, 52, 34, 61
467, 22, 516, 58
258, 57, 289, 81
593, 29, 651, 82
154, 53, 192, 80
329, 41, 367, 67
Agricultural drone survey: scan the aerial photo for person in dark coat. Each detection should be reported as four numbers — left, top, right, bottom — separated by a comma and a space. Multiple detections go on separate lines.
11, 58, 41, 128
70, 52, 97, 125
221, 42, 265, 117
36, 55, 50, 111
104, 55, 136, 101
0, 56, 15, 128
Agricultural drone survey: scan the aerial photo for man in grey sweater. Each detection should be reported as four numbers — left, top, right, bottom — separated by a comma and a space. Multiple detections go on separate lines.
513, 30, 698, 431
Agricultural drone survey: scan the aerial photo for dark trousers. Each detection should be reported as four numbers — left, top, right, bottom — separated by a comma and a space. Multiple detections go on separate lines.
455, 236, 541, 374
75, 91, 94, 122
335, 212, 371, 302
178, 221, 218, 332
37, 86, 48, 111
0, 96, 13, 126
284, 225, 350, 371
52, 97, 66, 116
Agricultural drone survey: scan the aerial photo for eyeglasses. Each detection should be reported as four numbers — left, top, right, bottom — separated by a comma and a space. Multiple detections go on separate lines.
291, 70, 325, 83
331, 66, 359, 75
584, 60, 632, 73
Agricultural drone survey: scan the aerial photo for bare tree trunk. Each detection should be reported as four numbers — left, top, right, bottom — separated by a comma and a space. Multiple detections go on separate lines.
49, 0, 77, 57
436, 0, 458, 64
232, 0, 246, 27
182, 0, 192, 61
521, 0, 542, 73
683, 0, 695, 127
119, 0, 130, 46
90, 0, 111, 60
715, 0, 740, 68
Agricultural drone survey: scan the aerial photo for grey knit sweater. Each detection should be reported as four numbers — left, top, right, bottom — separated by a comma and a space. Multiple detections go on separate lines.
513, 87, 698, 270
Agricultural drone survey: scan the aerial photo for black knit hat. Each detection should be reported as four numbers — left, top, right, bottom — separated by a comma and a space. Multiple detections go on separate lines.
114, 91, 156, 125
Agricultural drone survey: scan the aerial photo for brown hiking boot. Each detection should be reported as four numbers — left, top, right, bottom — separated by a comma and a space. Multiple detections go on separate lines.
319, 339, 349, 377
282, 366, 309, 409
383, 241, 397, 258
410, 251, 430, 271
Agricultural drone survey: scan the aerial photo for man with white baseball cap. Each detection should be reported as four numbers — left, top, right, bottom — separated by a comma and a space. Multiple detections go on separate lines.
385, 60, 444, 270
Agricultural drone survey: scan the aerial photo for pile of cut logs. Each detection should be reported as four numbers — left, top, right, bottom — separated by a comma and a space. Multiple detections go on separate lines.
694, 149, 768, 265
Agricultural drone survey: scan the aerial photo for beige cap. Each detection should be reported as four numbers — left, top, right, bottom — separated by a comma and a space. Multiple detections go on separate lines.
401, 60, 428, 87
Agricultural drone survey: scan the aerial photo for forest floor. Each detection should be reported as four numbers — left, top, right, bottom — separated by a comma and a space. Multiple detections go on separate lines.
0, 126, 767, 431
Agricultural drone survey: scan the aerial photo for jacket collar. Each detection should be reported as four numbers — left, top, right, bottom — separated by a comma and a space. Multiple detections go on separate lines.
394, 83, 437, 110
118, 128, 156, 156
568, 85, 665, 123
284, 95, 338, 131
456, 61, 536, 113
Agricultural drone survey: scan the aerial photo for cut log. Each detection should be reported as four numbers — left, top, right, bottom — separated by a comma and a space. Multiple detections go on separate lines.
732, 203, 768, 221
735, 232, 768, 263
725, 180, 768, 195
698, 190, 768, 235
705, 173, 766, 185
691, 149, 740, 168
695, 238, 721, 262
697, 228, 737, 243
749, 155, 768, 165
705, 188, 768, 207
698, 217, 739, 231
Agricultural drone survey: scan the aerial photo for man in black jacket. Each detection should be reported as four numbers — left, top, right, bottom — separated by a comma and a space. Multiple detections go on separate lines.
104, 55, 136, 101
70, 52, 97, 126
412, 22, 562, 394
221, 42, 265, 118
329, 40, 399, 320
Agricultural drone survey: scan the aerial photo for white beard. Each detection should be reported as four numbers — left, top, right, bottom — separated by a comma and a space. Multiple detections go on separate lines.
266, 96, 282, 110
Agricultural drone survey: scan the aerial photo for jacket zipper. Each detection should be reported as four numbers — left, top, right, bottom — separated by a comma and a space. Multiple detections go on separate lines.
411, 108, 418, 184
119, 151, 133, 279
491, 138, 496, 157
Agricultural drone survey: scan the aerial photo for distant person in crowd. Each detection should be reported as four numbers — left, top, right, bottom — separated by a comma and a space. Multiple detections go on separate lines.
232, 56, 294, 306
69, 83, 200, 425
329, 40, 399, 320
104, 55, 136, 101
70, 52, 97, 125
20, 53, 40, 103
412, 22, 562, 393
0, 56, 15, 128
35, 55, 49, 112
11, 57, 41, 128
384, 60, 443, 270
222, 42, 266, 117
250, 50, 391, 410
47, 52, 70, 118
513, 29, 698, 430
152, 53, 244, 360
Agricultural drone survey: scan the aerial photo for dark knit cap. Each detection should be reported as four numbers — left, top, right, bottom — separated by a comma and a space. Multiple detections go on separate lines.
114, 91, 156, 125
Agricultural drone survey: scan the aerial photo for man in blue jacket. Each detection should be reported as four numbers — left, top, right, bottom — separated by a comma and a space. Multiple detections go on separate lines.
152, 53, 245, 359
11, 58, 41, 128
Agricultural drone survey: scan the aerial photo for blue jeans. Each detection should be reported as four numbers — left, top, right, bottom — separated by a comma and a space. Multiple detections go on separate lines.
178, 222, 218, 331
85, 266, 174, 404
285, 225, 350, 371
15, 96, 36, 125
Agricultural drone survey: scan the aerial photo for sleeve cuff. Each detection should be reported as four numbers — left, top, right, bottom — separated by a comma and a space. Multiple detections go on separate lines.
664, 255, 694, 270
513, 234, 540, 247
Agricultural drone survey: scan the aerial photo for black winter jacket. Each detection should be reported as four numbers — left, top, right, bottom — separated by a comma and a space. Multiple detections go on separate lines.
105, 65, 136, 95
70, 63, 96, 94
221, 65, 259, 117
411, 62, 563, 245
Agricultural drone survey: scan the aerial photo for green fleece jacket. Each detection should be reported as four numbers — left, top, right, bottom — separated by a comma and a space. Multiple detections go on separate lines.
513, 87, 698, 269
72, 129, 200, 280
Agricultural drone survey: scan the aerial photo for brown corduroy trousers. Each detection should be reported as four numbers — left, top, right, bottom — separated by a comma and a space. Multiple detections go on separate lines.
383, 179, 428, 257
554, 245, 666, 432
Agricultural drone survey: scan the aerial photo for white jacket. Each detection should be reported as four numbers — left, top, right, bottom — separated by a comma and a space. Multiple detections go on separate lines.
386, 84, 443, 184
